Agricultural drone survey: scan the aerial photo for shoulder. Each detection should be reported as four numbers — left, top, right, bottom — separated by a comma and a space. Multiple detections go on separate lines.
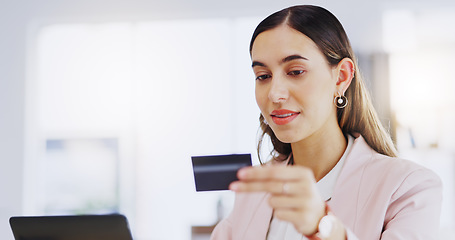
354, 135, 441, 200
361, 148, 443, 239
341, 134, 442, 198
349, 134, 440, 179
333, 135, 443, 239
367, 155, 442, 201
364, 146, 440, 189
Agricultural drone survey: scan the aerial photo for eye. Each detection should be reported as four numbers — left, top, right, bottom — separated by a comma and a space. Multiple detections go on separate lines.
288, 70, 305, 76
256, 74, 272, 81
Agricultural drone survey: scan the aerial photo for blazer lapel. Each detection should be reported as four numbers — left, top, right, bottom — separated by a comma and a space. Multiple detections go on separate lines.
236, 192, 273, 240
330, 135, 374, 232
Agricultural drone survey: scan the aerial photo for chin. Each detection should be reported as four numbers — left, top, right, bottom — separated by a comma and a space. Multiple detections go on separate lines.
274, 132, 299, 144
272, 127, 309, 144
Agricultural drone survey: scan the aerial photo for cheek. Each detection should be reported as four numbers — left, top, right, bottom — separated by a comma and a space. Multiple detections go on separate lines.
293, 81, 334, 114
310, 89, 337, 118
255, 85, 268, 111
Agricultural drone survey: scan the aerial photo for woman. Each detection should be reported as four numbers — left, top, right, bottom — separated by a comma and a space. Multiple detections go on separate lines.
210, 5, 442, 240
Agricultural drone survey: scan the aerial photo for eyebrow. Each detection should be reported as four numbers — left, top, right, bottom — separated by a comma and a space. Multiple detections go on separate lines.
252, 54, 309, 68
282, 54, 308, 63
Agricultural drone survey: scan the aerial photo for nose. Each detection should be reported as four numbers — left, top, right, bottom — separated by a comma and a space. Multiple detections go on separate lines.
268, 77, 289, 104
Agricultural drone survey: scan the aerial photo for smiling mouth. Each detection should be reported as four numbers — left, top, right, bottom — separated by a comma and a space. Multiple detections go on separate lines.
270, 110, 300, 125
272, 113, 295, 118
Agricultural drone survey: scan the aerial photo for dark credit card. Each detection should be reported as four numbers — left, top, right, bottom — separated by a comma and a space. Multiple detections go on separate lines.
191, 154, 252, 191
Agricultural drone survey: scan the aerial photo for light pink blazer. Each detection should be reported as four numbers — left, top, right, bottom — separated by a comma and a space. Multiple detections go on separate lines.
210, 135, 443, 240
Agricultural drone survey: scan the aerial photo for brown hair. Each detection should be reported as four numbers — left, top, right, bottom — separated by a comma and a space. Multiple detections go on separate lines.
251, 5, 397, 163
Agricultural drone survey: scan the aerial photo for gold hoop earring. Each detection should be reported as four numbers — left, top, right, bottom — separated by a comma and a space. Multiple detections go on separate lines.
334, 93, 348, 108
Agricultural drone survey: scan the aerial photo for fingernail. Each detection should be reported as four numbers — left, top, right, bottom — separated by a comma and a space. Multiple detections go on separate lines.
237, 168, 247, 179
229, 182, 238, 191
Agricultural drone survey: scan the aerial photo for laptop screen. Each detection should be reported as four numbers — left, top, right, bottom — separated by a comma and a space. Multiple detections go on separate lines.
10, 214, 133, 240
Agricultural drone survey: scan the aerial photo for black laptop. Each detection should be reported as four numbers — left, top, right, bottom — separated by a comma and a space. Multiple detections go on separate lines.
10, 214, 133, 240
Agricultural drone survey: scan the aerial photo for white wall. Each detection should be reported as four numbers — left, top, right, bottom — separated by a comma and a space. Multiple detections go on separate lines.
0, 2, 27, 238
1, 0, 455, 239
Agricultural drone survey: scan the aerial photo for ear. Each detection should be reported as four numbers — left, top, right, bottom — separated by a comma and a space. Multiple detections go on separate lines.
335, 58, 355, 95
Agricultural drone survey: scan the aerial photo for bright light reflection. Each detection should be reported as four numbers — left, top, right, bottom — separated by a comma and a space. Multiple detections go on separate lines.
32, 17, 261, 240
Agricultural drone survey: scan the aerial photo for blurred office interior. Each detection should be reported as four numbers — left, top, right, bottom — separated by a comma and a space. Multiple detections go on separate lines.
1, 0, 455, 239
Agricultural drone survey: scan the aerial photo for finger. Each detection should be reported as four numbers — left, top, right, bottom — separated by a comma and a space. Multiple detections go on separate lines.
231, 177, 314, 195
274, 208, 302, 222
230, 179, 312, 196
237, 165, 315, 182
268, 195, 310, 209
279, 181, 314, 196
229, 180, 284, 193
274, 208, 317, 234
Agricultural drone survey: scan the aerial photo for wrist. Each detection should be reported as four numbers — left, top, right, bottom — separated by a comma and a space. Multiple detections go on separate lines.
305, 203, 340, 240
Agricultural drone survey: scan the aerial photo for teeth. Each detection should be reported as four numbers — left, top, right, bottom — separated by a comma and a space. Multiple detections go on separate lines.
275, 113, 294, 118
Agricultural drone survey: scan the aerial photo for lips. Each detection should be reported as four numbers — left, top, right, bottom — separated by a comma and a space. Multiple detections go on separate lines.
270, 109, 300, 125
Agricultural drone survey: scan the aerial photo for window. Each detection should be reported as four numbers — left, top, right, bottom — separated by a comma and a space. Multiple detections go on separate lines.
25, 18, 261, 239
43, 138, 119, 215
384, 9, 455, 238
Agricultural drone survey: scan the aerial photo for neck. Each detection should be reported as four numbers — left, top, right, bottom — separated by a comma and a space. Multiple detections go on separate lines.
290, 128, 347, 181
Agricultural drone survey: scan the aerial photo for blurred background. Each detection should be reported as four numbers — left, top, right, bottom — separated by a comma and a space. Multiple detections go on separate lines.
1, 0, 454, 239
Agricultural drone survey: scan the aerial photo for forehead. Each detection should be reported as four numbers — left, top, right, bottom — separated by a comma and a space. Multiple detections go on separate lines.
251, 25, 323, 63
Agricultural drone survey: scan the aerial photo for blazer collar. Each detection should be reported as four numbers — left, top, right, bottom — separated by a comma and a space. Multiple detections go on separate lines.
330, 134, 376, 229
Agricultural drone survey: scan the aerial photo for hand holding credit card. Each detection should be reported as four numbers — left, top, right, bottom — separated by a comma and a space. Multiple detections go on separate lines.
191, 154, 252, 191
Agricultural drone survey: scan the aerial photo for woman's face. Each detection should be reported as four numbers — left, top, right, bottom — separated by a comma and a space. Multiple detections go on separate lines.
251, 25, 340, 144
